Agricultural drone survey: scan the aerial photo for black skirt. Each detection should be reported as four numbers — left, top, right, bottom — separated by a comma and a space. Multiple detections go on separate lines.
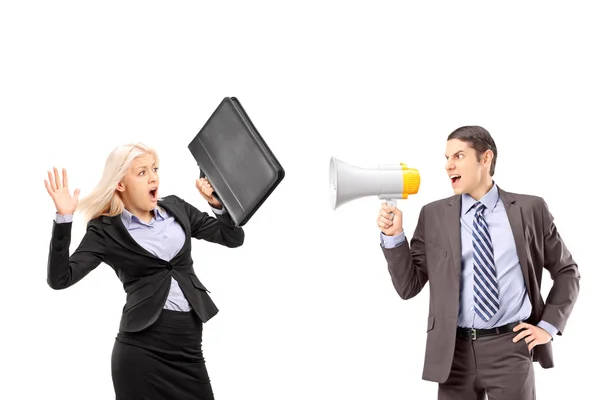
111, 309, 213, 400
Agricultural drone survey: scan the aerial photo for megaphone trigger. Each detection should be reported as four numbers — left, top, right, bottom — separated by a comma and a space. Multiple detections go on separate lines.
385, 199, 397, 221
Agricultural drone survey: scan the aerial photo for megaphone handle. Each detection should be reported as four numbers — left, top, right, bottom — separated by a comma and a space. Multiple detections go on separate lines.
385, 199, 397, 221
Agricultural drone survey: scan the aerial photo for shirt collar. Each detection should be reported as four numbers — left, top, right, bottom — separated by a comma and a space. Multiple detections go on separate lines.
121, 206, 165, 229
461, 181, 499, 215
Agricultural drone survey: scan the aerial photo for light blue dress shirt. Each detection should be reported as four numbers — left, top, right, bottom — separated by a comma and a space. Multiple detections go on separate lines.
380, 183, 558, 336
56, 203, 225, 312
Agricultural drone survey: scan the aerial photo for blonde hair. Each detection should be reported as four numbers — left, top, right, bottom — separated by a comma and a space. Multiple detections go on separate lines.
77, 142, 159, 224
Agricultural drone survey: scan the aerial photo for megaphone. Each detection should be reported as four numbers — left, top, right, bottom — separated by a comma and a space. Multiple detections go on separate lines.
329, 157, 420, 210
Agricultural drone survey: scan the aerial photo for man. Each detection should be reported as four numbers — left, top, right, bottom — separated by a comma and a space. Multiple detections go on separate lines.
377, 126, 580, 400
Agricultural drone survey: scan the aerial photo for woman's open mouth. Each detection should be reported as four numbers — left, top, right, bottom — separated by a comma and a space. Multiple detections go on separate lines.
149, 187, 158, 201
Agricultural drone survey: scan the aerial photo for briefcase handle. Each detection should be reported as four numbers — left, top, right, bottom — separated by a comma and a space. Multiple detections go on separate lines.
199, 168, 221, 202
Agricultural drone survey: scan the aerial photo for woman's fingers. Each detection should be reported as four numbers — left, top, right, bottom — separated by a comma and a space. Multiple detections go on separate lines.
44, 180, 54, 197
62, 168, 68, 189
46, 168, 72, 195
199, 179, 213, 194
54, 167, 62, 189
47, 170, 57, 191
53, 167, 61, 190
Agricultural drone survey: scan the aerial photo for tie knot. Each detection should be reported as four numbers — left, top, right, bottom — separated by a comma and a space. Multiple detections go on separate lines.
473, 201, 486, 215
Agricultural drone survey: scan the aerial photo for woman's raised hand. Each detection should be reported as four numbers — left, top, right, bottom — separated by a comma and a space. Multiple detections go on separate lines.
44, 167, 80, 216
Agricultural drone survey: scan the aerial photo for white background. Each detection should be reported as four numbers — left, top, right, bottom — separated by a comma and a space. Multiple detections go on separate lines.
1, 1, 598, 399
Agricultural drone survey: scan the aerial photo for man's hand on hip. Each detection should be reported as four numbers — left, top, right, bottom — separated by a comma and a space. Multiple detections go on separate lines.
513, 322, 552, 351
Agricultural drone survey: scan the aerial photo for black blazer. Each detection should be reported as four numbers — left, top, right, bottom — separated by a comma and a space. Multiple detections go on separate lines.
47, 194, 244, 332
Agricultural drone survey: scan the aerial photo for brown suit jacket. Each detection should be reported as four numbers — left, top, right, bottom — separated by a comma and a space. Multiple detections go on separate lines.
382, 186, 580, 383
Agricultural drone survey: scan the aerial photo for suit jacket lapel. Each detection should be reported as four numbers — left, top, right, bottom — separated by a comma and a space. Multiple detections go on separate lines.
498, 187, 532, 302
445, 195, 462, 277
100, 198, 192, 260
102, 215, 155, 258
157, 199, 191, 239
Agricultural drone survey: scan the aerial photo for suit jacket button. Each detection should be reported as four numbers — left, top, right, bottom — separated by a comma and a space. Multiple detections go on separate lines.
167, 265, 173, 270
57, 235, 63, 240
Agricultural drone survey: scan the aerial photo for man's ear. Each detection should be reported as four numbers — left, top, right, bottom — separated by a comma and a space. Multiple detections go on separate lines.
483, 149, 494, 166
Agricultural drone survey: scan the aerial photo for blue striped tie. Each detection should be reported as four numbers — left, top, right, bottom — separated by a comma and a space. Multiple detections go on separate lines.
472, 202, 499, 321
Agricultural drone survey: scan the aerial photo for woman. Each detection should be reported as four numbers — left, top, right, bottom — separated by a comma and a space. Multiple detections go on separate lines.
44, 142, 244, 399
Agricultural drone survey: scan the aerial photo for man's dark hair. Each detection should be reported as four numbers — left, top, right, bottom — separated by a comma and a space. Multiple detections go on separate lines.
447, 126, 498, 176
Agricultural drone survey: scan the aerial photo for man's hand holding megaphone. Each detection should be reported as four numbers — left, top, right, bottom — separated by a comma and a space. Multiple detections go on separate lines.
378, 202, 403, 237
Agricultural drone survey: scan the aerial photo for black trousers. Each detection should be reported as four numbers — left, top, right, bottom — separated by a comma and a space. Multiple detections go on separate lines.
111, 309, 214, 400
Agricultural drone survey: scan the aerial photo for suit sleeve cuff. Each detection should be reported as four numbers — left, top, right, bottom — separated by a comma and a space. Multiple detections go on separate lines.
380, 230, 405, 249
537, 320, 559, 338
211, 206, 226, 215
55, 213, 73, 223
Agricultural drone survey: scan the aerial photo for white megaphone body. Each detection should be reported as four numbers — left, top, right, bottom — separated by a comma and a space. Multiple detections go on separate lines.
329, 157, 421, 210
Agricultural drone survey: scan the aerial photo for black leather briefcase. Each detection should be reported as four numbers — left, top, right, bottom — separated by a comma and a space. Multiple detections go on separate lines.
188, 97, 285, 226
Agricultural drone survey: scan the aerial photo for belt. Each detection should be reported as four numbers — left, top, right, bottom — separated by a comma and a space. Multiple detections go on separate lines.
456, 322, 521, 340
